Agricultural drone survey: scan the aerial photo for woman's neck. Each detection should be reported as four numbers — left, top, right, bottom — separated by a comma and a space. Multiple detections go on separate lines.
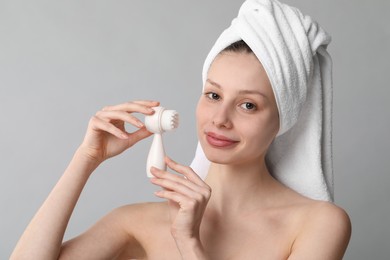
205, 158, 282, 217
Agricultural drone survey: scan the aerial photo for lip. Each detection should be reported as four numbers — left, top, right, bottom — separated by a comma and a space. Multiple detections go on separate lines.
205, 131, 239, 148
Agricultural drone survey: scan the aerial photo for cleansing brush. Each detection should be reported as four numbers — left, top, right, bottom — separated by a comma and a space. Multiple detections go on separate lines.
144, 106, 179, 177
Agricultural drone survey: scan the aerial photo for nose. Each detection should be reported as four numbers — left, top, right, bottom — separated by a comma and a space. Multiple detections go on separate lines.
212, 105, 233, 129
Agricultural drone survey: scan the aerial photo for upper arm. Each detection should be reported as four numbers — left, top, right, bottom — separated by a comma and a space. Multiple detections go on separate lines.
59, 205, 145, 260
288, 203, 352, 260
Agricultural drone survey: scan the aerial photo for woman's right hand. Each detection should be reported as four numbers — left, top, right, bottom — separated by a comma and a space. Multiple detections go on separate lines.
78, 100, 159, 165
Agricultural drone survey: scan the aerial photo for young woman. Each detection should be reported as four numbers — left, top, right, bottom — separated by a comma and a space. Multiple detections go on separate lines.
11, 1, 351, 259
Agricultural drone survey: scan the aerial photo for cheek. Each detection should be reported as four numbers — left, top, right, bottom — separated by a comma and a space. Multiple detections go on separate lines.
245, 125, 267, 147
243, 113, 278, 149
195, 99, 202, 124
196, 98, 211, 121
196, 98, 207, 130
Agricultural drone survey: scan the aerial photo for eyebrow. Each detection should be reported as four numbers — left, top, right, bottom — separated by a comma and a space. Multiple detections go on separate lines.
206, 79, 268, 99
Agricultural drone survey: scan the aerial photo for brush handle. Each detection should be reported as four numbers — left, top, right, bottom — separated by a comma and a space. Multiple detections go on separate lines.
146, 133, 166, 178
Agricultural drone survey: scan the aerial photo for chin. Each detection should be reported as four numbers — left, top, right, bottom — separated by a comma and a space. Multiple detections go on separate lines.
202, 143, 266, 167
205, 154, 231, 165
202, 146, 241, 165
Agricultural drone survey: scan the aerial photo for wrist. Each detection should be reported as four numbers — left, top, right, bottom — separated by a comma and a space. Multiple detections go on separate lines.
174, 236, 209, 260
75, 146, 103, 166
71, 147, 102, 177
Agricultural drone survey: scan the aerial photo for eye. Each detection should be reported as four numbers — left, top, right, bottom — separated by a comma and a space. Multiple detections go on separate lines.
239, 102, 257, 111
205, 92, 221, 101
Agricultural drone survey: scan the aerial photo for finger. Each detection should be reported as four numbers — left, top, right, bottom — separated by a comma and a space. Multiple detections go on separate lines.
150, 167, 201, 193
95, 110, 144, 128
150, 173, 199, 197
133, 100, 160, 106
150, 167, 211, 200
154, 189, 197, 211
165, 157, 205, 186
102, 100, 159, 109
126, 127, 153, 145
102, 101, 159, 115
150, 177, 197, 198
89, 116, 128, 139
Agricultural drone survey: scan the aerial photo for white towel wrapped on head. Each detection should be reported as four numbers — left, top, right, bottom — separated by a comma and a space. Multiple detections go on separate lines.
191, 0, 334, 201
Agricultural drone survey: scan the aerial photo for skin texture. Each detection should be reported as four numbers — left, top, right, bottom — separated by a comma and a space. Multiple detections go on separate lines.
10, 52, 351, 260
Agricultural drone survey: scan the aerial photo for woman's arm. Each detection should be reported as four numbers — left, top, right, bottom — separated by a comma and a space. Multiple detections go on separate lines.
10, 100, 158, 260
10, 150, 98, 259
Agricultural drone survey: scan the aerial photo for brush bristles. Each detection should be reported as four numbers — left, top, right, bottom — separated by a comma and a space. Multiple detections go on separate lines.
161, 110, 179, 132
170, 113, 179, 129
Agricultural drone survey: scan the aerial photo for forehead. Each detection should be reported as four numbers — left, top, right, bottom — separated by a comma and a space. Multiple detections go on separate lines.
206, 51, 272, 95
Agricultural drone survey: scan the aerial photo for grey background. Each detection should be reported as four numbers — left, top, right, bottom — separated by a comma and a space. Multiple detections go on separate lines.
1, 0, 389, 258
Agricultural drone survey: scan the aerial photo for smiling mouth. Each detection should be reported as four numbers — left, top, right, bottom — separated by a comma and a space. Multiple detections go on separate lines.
205, 132, 239, 148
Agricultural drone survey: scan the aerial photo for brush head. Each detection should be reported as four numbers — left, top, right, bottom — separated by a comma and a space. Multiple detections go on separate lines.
145, 106, 179, 134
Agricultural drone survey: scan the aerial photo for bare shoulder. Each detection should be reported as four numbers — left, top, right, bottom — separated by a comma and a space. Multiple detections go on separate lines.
113, 201, 172, 239
303, 200, 351, 240
113, 201, 168, 214
112, 201, 170, 227
60, 202, 169, 259
305, 201, 351, 229
289, 200, 352, 260
105, 202, 171, 258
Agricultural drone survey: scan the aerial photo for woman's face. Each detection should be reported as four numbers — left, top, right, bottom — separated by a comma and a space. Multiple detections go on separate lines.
196, 51, 279, 166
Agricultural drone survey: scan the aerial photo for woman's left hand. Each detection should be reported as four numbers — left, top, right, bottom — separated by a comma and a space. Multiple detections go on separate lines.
150, 157, 211, 248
